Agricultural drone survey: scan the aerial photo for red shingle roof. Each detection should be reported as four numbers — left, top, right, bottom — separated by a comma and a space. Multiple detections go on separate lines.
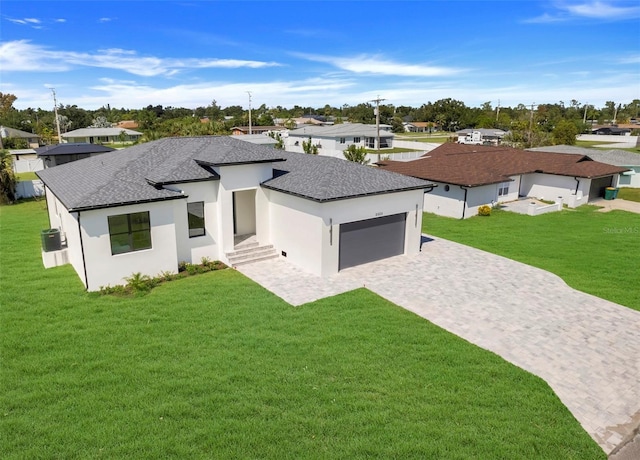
378, 143, 628, 187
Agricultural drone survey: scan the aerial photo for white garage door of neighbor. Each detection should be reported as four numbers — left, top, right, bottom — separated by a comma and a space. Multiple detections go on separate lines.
339, 213, 406, 270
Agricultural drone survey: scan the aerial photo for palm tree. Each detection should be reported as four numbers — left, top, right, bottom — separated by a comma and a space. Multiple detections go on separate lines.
0, 149, 17, 204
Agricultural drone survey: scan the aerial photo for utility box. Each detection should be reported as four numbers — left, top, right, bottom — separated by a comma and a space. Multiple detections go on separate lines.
41, 228, 62, 252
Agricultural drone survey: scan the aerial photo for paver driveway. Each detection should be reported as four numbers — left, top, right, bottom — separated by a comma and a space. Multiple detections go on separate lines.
237, 235, 640, 455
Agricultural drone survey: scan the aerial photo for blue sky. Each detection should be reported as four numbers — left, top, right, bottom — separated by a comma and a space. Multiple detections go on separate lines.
1, 1, 639, 111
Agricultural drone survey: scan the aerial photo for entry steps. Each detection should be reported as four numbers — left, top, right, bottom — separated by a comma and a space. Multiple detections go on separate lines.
226, 241, 279, 267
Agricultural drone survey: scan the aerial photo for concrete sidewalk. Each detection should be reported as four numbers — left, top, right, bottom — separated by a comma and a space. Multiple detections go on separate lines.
592, 198, 640, 214
237, 235, 640, 455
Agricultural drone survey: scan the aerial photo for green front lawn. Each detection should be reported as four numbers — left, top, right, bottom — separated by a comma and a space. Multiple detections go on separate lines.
618, 187, 640, 202
423, 206, 639, 311
0, 201, 603, 458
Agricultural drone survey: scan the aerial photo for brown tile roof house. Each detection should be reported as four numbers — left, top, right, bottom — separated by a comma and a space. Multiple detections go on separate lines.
378, 143, 628, 187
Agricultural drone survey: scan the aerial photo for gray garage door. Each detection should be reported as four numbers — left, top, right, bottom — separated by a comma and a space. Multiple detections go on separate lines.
339, 213, 406, 270
589, 176, 613, 201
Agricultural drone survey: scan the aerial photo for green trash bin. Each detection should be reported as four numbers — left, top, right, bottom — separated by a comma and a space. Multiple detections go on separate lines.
604, 187, 615, 200
41, 228, 61, 252
613, 188, 619, 199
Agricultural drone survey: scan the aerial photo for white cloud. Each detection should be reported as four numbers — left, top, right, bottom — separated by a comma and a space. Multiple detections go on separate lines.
619, 55, 640, 64
98, 17, 114, 23
525, 1, 640, 23
0, 40, 282, 76
296, 53, 464, 77
562, 0, 640, 18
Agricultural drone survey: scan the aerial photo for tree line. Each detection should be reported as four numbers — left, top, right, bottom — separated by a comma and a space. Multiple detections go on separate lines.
1, 92, 639, 148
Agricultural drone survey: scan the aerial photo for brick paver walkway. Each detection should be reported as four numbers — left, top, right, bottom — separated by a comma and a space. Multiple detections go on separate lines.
237, 235, 640, 455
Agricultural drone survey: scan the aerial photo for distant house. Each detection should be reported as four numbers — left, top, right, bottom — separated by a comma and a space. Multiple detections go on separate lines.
285, 123, 394, 159
404, 122, 437, 133
231, 126, 286, 136
456, 128, 507, 145
378, 143, 628, 219
529, 145, 640, 188
36, 143, 116, 168
36, 136, 428, 291
1, 126, 41, 148
61, 127, 143, 144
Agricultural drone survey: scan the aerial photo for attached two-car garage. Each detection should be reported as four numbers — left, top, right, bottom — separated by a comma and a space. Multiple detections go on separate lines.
338, 213, 407, 270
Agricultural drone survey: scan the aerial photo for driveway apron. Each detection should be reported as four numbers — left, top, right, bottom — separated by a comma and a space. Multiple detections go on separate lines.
237, 235, 640, 455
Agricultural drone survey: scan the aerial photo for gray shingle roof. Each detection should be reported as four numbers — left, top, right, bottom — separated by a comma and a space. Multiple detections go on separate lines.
35, 143, 116, 156
528, 145, 640, 167
1, 126, 40, 139
37, 136, 429, 211
263, 152, 429, 202
288, 123, 393, 138
61, 127, 142, 137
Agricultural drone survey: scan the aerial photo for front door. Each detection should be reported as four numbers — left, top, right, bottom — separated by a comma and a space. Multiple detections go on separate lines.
232, 189, 257, 236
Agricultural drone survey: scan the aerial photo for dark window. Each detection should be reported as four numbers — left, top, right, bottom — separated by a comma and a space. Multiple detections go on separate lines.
188, 202, 205, 237
339, 137, 346, 144
353, 137, 361, 143
108, 211, 151, 255
498, 182, 510, 197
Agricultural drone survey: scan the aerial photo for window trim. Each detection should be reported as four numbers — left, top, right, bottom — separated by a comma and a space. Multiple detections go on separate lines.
498, 182, 510, 197
108, 211, 152, 255
187, 201, 206, 238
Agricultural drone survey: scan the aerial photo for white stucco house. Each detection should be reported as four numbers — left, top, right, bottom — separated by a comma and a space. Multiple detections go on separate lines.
36, 136, 428, 291
528, 145, 640, 188
379, 143, 628, 219
61, 127, 143, 144
285, 123, 394, 159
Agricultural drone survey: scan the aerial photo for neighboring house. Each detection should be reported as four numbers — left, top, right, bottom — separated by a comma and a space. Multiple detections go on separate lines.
285, 123, 394, 159
9, 148, 42, 173
36, 143, 116, 168
36, 136, 428, 291
231, 126, 286, 136
378, 143, 628, 219
61, 127, 143, 144
1, 126, 41, 148
404, 122, 437, 133
528, 145, 640, 188
456, 128, 507, 145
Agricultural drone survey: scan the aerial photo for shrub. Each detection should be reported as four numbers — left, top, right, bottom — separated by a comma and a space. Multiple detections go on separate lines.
125, 272, 152, 292
478, 205, 491, 216
100, 261, 227, 296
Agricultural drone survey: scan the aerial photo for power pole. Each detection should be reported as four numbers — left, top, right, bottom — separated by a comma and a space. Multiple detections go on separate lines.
583, 102, 589, 125
52, 88, 62, 144
496, 99, 501, 123
246, 91, 252, 135
528, 102, 536, 146
369, 96, 386, 160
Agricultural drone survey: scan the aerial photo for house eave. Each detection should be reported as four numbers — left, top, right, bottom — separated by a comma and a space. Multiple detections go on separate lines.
67, 195, 187, 213
261, 184, 430, 203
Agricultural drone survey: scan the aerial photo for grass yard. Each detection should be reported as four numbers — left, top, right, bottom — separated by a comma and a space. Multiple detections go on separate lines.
618, 187, 640, 202
423, 206, 639, 312
0, 201, 604, 459
0, 202, 605, 460
15, 171, 39, 181
395, 133, 452, 143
